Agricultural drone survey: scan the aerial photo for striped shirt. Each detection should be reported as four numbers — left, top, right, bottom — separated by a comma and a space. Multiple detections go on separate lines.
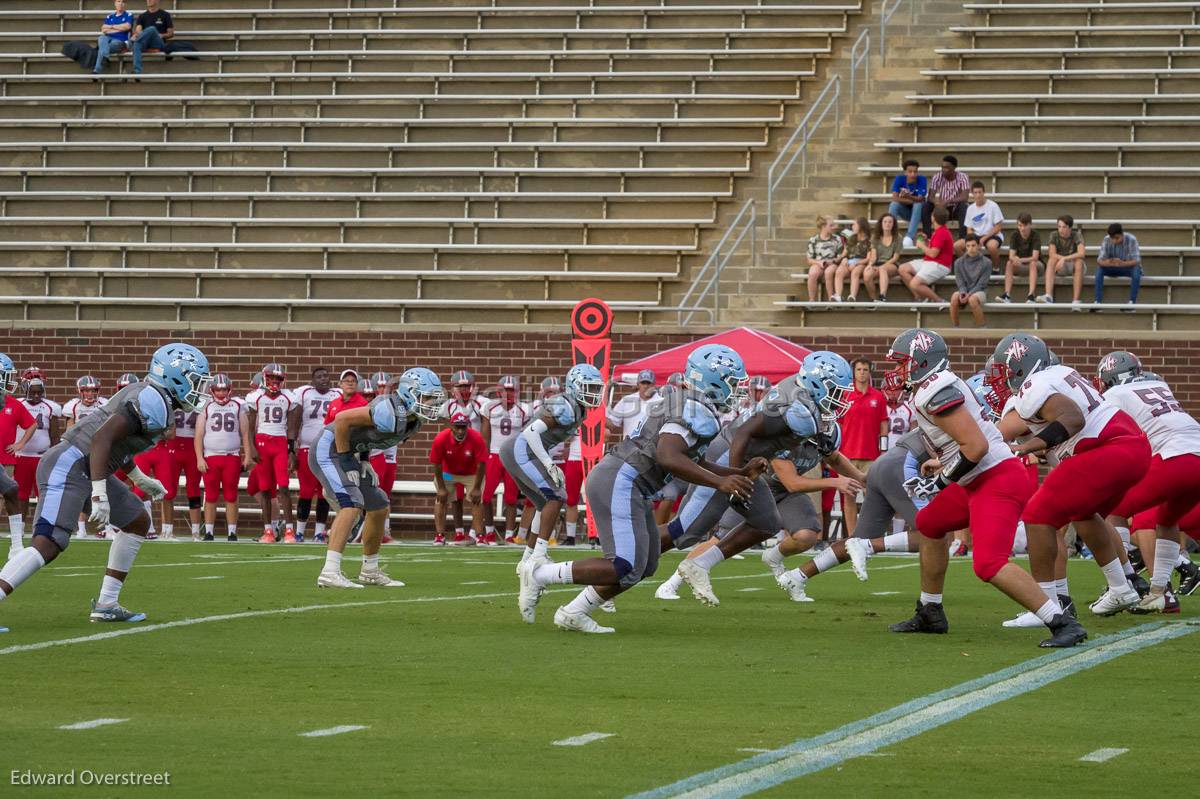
1099, 233, 1141, 265
930, 169, 971, 205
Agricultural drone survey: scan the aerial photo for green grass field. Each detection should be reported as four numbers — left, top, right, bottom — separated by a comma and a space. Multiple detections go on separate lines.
0, 541, 1196, 798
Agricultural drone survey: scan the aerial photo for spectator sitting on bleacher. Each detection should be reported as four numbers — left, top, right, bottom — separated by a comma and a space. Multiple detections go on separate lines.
832, 217, 873, 302
899, 205, 953, 303
997, 212, 1042, 304
1094, 223, 1142, 312
924, 154, 970, 239
888, 159, 926, 249
863, 212, 900, 302
131, 0, 174, 76
94, 0, 134, 76
1038, 214, 1086, 309
805, 214, 845, 302
957, 181, 1003, 273
949, 234, 990, 328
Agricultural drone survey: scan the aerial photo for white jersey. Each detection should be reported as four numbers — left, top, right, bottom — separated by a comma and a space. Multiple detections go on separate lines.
245, 388, 297, 438
202, 399, 244, 456
293, 385, 340, 448
912, 370, 1013, 486
886, 402, 914, 449
440, 396, 486, 434
1002, 395, 1059, 467
18, 398, 61, 456
1103, 379, 1200, 460
483, 398, 530, 455
369, 444, 398, 464
610, 391, 655, 439
567, 429, 582, 462
173, 407, 200, 440
62, 396, 107, 425
1014, 365, 1119, 460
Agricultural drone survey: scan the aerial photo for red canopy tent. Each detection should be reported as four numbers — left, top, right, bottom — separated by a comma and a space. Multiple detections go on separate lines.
612, 327, 813, 386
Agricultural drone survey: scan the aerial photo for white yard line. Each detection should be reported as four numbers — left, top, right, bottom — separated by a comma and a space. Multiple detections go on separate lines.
299, 725, 369, 738
1079, 748, 1129, 763
735, 588, 764, 593
58, 718, 129, 730
193, 576, 225, 581
460, 581, 491, 585
553, 732, 615, 747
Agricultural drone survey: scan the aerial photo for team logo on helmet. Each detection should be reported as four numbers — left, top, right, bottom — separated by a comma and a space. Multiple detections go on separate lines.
912, 331, 934, 352
1004, 339, 1029, 361
1099, 355, 1117, 373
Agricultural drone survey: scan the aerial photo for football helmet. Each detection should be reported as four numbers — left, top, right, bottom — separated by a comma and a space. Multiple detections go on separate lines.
147, 343, 212, 412
116, 372, 139, 391
262, 363, 286, 394
797, 351, 854, 420
76, 374, 101, 401
1095, 351, 1142, 392
884, 328, 949, 392
987, 333, 1051, 408
398, 367, 445, 422
684, 344, 747, 413
540, 376, 561, 398
565, 364, 605, 409
0, 353, 16, 399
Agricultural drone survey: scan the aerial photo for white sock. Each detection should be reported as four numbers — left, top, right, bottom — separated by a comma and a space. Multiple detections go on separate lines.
662, 571, 684, 591
1114, 525, 1130, 545
692, 545, 725, 571
1121, 558, 1135, 577
518, 526, 530, 538
519, 547, 532, 565
363, 554, 380, 572
882, 532, 909, 553
456, 527, 465, 536
533, 538, 548, 558
77, 519, 87, 535
315, 523, 325, 537
228, 525, 237, 537
785, 567, 808, 584
1055, 578, 1069, 596
565, 521, 577, 538
485, 525, 496, 535
205, 523, 214, 536
0, 545, 46, 595
97, 574, 123, 606
531, 512, 542, 533
533, 561, 573, 586
811, 548, 840, 574
1152, 539, 1181, 590
564, 585, 603, 615
1034, 598, 1062, 624
297, 520, 307, 538
8, 514, 23, 536
323, 550, 342, 573
162, 523, 173, 537
919, 591, 943, 605
1037, 581, 1058, 603
1101, 558, 1129, 592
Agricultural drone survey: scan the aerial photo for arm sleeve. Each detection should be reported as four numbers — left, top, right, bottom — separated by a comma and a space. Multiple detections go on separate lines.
903, 451, 921, 482
520, 419, 555, 468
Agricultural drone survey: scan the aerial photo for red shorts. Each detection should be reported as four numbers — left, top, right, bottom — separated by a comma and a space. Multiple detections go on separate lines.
563, 460, 583, 506
483, 452, 518, 506
247, 464, 277, 499
133, 442, 174, 500
203, 454, 241, 503
1022, 411, 1151, 529
369, 454, 398, 495
252, 434, 291, 491
297, 448, 320, 500
1132, 502, 1200, 541
14, 455, 40, 501
917, 457, 1034, 582
1112, 453, 1200, 528
168, 437, 202, 499
1023, 457, 1040, 492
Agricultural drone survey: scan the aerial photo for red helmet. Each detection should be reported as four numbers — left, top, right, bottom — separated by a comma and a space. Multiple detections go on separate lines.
211, 373, 232, 397
77, 375, 100, 399
540, 376, 561, 398
21, 366, 43, 383
359, 377, 377, 398
262, 362, 285, 393
371, 371, 392, 394
116, 372, 139, 390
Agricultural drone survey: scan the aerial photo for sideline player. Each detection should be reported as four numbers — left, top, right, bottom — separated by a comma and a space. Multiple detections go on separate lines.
293, 367, 340, 542
194, 374, 246, 541
481, 374, 528, 543
367, 372, 400, 541
62, 375, 107, 429
245, 363, 299, 543
0, 355, 33, 560
13, 375, 61, 557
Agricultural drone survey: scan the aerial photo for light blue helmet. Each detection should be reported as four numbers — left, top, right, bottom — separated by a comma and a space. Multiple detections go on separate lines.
565, 363, 604, 408
397, 367, 445, 422
0, 352, 16, 399
798, 351, 854, 420
387, 382, 419, 420
685, 343, 748, 413
147, 343, 212, 412
966, 372, 998, 422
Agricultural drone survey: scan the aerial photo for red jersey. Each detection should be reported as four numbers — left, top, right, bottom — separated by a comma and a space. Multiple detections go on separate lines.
0, 395, 36, 466
839, 386, 889, 460
324, 393, 369, 424
429, 428, 487, 476
928, 225, 954, 268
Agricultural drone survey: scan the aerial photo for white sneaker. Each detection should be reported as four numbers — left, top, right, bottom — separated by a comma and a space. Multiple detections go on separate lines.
517, 558, 542, 624
1133, 591, 1166, 614
160, 531, 175, 541
599, 600, 616, 614
1001, 610, 1043, 628
654, 577, 681, 600
777, 571, 813, 602
1035, 294, 1053, 304
1089, 586, 1139, 616
516, 550, 551, 577
74, 530, 87, 539
357, 569, 405, 587
554, 606, 614, 634
1071, 299, 1082, 312
317, 570, 364, 589
678, 560, 719, 607
844, 538, 870, 582
730, 553, 745, 560
761, 545, 786, 578
903, 236, 914, 249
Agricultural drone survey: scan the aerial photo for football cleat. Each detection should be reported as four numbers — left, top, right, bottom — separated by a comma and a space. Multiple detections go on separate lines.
654, 578, 680, 600
1129, 572, 1151, 597
503, 535, 517, 545
316, 570, 364, 589
357, 569, 405, 587
599, 600, 616, 614
844, 538, 871, 582
202, 532, 214, 542
433, 533, 447, 546
381, 534, 393, 544
1001, 611, 1044, 629
227, 532, 238, 542
450, 532, 474, 547
517, 559, 542, 624
889, 601, 948, 634
761, 545, 786, 578
257, 530, 276, 544
483, 532, 501, 546
89, 599, 146, 623
1176, 560, 1200, 596
1131, 587, 1179, 615
312, 532, 326, 543
554, 606, 614, 634
1059, 594, 1077, 619
1089, 586, 1140, 616
0, 624, 7, 633
777, 571, 813, 603
678, 560, 719, 607
1039, 614, 1088, 648
160, 530, 175, 541
562, 536, 576, 547
283, 531, 298, 544
1127, 547, 1146, 574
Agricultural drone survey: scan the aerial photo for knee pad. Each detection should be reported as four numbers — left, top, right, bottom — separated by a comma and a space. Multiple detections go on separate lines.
666, 518, 684, 542
187, 495, 202, 510
973, 554, 1006, 583
33, 519, 69, 552
612, 556, 633, 580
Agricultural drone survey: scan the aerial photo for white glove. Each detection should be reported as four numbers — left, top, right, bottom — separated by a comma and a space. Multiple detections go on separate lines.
128, 466, 167, 501
547, 464, 566, 489
903, 474, 945, 502
89, 479, 111, 526
361, 459, 379, 487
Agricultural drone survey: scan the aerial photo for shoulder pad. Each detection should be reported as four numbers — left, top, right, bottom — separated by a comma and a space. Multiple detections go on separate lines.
369, 395, 398, 434
545, 394, 576, 426
926, 384, 965, 416
136, 385, 170, 431
682, 398, 719, 439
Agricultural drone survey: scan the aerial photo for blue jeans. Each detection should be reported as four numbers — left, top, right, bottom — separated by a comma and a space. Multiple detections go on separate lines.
132, 28, 165, 73
888, 200, 925, 239
94, 35, 128, 73
1094, 265, 1142, 304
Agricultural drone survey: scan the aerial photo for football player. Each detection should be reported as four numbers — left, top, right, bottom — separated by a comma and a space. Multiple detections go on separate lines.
0, 344, 211, 630
481, 375, 528, 544
312, 367, 443, 588
0, 355, 34, 561
245, 363, 299, 543
518, 346, 756, 633
367, 372, 400, 542
886, 328, 1086, 647
13, 374, 61, 557
194, 374, 246, 542
292, 367, 340, 543
1128, 503, 1200, 598
167, 387, 204, 540
62, 375, 107, 429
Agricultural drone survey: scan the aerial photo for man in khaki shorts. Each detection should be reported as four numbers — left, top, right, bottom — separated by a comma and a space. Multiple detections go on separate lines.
899, 205, 955, 303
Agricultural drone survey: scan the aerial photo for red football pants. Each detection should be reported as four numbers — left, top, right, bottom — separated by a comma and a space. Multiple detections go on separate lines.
252, 434, 291, 491
1113, 453, 1200, 527
203, 454, 242, 503
482, 452, 518, 506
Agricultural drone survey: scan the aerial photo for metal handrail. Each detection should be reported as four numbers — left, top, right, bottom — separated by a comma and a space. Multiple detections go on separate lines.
880, 0, 914, 65
676, 199, 757, 326
766, 73, 840, 236
850, 27, 871, 105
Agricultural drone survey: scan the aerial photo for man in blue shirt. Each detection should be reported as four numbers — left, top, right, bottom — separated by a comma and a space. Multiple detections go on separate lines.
888, 159, 927, 248
1094, 222, 1142, 311
94, 0, 134, 75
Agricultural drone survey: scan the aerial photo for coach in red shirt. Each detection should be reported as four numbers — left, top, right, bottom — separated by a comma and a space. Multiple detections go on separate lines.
324, 368, 368, 423
836, 358, 889, 535
0, 392, 36, 470
430, 413, 487, 544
